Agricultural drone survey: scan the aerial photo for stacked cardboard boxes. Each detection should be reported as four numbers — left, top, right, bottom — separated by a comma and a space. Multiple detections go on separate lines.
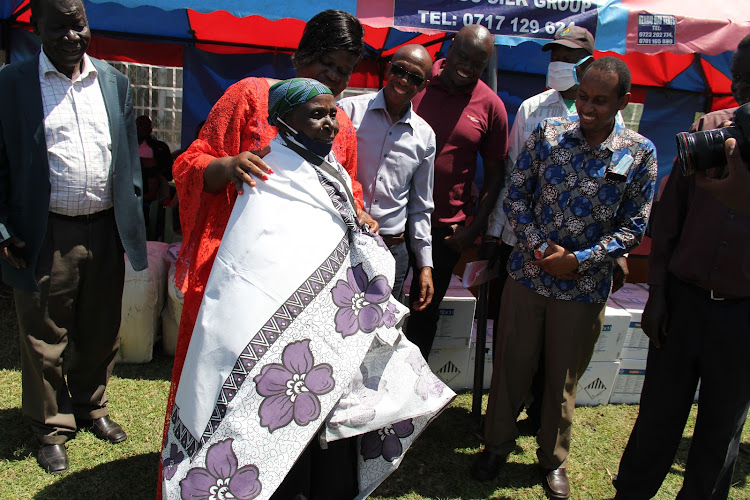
405, 275, 477, 391
608, 283, 650, 404
575, 299, 631, 406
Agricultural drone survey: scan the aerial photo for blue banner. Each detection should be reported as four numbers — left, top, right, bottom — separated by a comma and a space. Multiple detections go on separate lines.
636, 12, 676, 47
394, 0, 599, 40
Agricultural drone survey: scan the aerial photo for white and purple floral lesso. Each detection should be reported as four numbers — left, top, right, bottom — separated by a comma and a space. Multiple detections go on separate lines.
161, 137, 454, 500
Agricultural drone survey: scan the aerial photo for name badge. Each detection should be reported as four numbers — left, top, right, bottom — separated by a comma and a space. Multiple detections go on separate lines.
605, 154, 634, 182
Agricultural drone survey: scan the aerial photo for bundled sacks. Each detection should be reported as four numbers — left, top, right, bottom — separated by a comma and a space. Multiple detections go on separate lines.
118, 241, 169, 363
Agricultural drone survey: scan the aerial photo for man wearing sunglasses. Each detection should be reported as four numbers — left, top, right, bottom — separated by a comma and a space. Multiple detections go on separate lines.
338, 44, 436, 306
406, 24, 509, 360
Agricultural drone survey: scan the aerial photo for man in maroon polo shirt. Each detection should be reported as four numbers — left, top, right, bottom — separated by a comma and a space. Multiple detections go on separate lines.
407, 24, 509, 359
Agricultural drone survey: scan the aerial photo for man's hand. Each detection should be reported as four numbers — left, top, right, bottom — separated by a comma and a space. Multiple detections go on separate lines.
0, 236, 27, 269
612, 256, 629, 292
411, 267, 434, 311
356, 209, 379, 233
444, 224, 473, 254
531, 239, 579, 277
641, 286, 669, 348
204, 146, 272, 194
695, 138, 750, 215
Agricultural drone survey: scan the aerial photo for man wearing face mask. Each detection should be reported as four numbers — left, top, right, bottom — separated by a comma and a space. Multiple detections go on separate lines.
484, 26, 625, 434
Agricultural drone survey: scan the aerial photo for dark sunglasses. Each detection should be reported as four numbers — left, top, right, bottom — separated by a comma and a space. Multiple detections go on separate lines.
390, 64, 426, 87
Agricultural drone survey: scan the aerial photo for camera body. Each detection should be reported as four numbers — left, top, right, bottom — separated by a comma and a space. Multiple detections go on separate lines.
675, 102, 750, 175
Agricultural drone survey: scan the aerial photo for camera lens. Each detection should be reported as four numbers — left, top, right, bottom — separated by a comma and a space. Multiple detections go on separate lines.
675, 126, 742, 175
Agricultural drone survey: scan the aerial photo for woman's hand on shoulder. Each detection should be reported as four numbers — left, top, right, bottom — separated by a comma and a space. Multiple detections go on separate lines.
203, 146, 272, 194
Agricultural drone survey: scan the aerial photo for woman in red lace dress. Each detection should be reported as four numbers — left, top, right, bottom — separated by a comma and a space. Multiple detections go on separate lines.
161, 10, 378, 484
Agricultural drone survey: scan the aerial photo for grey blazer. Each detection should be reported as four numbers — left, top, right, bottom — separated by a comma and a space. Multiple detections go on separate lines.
0, 54, 147, 291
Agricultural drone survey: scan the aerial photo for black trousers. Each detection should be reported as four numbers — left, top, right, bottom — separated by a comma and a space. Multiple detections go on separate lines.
405, 225, 462, 360
615, 276, 750, 500
270, 432, 358, 500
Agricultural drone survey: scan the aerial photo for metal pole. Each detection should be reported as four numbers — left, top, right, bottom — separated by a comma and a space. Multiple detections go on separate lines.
472, 44, 499, 420
471, 280, 489, 419
488, 45, 498, 92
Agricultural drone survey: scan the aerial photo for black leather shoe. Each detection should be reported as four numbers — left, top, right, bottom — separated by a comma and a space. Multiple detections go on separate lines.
37, 444, 69, 474
80, 416, 127, 444
543, 468, 571, 499
471, 450, 507, 482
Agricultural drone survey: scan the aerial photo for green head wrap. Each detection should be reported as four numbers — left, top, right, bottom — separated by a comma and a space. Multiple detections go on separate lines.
267, 78, 333, 127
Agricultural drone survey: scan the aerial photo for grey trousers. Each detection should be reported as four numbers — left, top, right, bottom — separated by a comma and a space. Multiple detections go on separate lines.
15, 211, 125, 444
484, 277, 605, 469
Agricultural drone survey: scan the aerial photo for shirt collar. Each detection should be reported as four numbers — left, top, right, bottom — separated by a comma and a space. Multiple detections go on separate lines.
571, 118, 634, 152
373, 88, 415, 125
39, 50, 97, 82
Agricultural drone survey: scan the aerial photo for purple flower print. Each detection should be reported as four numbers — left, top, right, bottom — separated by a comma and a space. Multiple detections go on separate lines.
407, 349, 446, 401
360, 419, 415, 462
180, 439, 261, 500
163, 443, 185, 481
382, 302, 398, 328
332, 263, 391, 337
372, 233, 389, 250
254, 340, 335, 433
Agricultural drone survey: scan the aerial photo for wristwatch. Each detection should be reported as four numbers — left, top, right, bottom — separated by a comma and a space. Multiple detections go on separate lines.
534, 241, 549, 260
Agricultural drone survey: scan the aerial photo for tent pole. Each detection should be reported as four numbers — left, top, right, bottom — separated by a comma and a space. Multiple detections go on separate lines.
471, 44, 499, 422
488, 44, 498, 93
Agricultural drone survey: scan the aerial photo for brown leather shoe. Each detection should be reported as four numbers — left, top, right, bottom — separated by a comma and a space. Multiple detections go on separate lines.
543, 468, 570, 499
80, 416, 127, 444
471, 450, 508, 482
37, 444, 69, 474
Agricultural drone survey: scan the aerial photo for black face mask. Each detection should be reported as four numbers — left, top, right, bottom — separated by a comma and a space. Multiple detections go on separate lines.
277, 118, 333, 158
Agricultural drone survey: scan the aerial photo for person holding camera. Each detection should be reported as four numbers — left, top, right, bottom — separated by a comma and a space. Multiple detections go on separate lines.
614, 34, 750, 500
695, 138, 750, 215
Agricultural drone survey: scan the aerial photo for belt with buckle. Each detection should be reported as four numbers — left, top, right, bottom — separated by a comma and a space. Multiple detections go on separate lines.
380, 233, 405, 247
49, 208, 114, 223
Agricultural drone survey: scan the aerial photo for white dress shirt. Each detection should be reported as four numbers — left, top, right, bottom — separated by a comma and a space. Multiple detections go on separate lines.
338, 90, 436, 269
40, 51, 113, 216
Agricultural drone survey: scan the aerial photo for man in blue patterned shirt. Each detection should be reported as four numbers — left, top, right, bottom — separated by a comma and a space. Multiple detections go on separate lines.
473, 57, 657, 499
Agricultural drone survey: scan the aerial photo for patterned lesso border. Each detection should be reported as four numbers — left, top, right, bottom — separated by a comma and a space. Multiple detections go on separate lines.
171, 235, 350, 458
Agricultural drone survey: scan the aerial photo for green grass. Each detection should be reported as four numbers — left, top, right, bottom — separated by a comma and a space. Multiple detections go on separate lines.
1, 285, 750, 499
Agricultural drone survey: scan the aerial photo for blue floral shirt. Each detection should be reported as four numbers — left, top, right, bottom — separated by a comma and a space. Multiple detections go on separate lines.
504, 117, 657, 303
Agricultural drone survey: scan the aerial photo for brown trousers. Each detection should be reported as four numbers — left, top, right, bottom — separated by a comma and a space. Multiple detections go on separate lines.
484, 277, 605, 469
14, 211, 125, 445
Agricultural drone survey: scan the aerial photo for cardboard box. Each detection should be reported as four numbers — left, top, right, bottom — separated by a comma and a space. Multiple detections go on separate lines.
610, 284, 650, 360
609, 358, 647, 404
427, 346, 470, 391
467, 320, 494, 390
591, 301, 631, 362
576, 360, 620, 406
620, 326, 650, 360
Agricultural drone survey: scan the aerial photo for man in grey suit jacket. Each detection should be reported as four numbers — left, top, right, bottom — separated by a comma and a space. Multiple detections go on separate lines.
0, 0, 147, 474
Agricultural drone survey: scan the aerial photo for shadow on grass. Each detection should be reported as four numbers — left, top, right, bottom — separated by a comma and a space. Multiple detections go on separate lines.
0, 407, 35, 462
35, 452, 160, 499
372, 403, 538, 499
112, 345, 174, 382
0, 286, 21, 371
666, 437, 750, 490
